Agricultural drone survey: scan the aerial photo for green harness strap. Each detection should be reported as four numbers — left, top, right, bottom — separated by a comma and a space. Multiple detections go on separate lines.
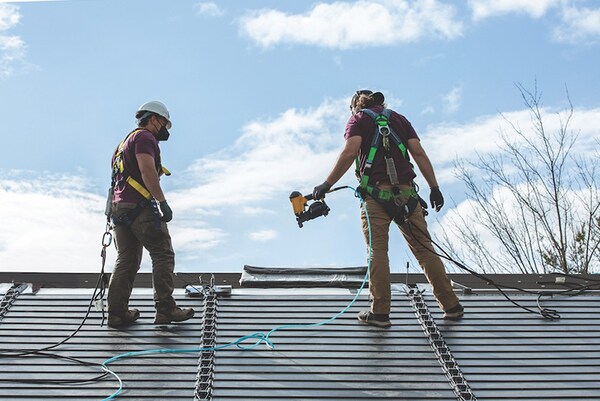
356, 108, 414, 200
364, 184, 416, 201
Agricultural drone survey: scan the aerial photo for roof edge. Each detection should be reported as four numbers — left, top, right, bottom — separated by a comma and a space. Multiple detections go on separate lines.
1, 272, 596, 290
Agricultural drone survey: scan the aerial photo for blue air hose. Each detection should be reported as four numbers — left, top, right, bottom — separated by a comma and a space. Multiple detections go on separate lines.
101, 186, 373, 401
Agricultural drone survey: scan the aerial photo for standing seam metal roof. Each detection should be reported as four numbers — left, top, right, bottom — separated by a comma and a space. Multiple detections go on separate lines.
1, 282, 599, 400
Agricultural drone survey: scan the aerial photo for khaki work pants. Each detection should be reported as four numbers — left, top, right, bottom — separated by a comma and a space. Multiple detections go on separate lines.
107, 202, 176, 315
360, 186, 459, 314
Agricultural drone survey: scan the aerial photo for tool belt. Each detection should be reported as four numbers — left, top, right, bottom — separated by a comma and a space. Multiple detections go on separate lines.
111, 200, 150, 226
360, 183, 427, 225
111, 200, 162, 228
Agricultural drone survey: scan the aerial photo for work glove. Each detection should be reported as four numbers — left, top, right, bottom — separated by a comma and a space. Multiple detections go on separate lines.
312, 181, 332, 200
429, 187, 444, 212
159, 200, 173, 222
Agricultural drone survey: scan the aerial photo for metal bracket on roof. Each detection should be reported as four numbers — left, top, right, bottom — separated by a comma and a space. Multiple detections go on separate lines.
195, 278, 217, 401
0, 283, 28, 322
408, 287, 477, 401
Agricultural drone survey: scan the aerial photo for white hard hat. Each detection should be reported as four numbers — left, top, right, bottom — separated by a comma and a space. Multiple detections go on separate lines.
136, 101, 172, 129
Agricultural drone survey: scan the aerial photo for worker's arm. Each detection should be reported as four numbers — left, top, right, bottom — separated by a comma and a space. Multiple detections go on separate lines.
313, 136, 362, 199
407, 138, 444, 211
136, 153, 166, 202
407, 138, 439, 188
325, 136, 363, 185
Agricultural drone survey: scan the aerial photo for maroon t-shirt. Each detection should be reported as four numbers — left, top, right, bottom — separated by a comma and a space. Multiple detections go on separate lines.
112, 129, 160, 204
345, 105, 418, 185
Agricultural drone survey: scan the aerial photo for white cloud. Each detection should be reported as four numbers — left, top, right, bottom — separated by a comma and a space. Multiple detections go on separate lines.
171, 98, 349, 213
442, 85, 463, 114
239, 0, 463, 49
170, 225, 227, 254
0, 172, 226, 272
467, 1, 600, 46
195, 2, 225, 17
469, 0, 559, 21
248, 229, 278, 242
555, 5, 600, 44
242, 206, 276, 216
421, 106, 600, 184
0, 173, 110, 272
0, 4, 20, 30
0, 97, 351, 272
4, 97, 598, 273
0, 4, 27, 78
433, 183, 599, 273
172, 98, 600, 230
421, 105, 435, 115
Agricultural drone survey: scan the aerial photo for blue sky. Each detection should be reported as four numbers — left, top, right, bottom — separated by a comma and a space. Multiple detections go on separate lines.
1, 0, 599, 274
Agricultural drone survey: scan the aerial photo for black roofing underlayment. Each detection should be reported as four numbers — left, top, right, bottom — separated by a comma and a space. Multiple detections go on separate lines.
1, 283, 600, 400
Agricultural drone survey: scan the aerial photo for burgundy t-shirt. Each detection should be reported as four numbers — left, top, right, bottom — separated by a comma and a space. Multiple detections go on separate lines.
112, 129, 160, 204
345, 105, 418, 185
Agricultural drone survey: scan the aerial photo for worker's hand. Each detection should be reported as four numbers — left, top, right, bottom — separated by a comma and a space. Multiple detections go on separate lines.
429, 187, 444, 212
312, 181, 332, 200
159, 200, 173, 222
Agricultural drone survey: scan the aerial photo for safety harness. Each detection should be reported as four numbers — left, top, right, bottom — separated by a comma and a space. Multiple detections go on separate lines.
356, 108, 425, 224
106, 129, 170, 226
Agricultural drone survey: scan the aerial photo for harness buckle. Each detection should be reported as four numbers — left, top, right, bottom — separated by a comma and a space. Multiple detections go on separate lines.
378, 125, 390, 137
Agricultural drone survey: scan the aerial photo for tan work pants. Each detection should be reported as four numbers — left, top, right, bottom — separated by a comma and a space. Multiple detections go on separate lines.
360, 187, 459, 314
107, 202, 176, 315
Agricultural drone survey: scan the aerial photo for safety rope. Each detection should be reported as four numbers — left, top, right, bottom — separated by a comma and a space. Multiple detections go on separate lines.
97, 221, 112, 327
195, 275, 217, 401
407, 287, 477, 401
0, 283, 28, 322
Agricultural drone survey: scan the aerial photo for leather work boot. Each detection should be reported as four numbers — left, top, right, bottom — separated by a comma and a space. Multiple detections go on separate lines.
107, 308, 140, 328
357, 310, 392, 328
154, 307, 195, 324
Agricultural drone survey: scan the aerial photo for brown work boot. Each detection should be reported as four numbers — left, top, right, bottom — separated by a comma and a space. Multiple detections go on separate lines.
107, 308, 140, 328
154, 307, 195, 324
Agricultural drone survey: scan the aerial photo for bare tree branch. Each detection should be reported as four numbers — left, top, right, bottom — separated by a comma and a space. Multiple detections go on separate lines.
445, 83, 599, 274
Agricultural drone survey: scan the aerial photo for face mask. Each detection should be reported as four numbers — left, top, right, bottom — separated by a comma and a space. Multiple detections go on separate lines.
156, 126, 170, 141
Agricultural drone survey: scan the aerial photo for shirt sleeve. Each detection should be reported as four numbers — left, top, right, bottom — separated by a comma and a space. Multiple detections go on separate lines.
133, 131, 157, 159
344, 113, 363, 140
393, 112, 419, 141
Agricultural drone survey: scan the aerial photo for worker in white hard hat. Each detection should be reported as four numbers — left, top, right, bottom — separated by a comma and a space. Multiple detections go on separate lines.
106, 100, 194, 328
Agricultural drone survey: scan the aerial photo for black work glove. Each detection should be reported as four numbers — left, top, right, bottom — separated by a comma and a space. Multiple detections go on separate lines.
312, 181, 332, 200
159, 200, 173, 222
429, 186, 444, 212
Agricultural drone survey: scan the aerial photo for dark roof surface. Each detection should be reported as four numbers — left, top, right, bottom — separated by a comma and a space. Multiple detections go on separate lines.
0, 289, 204, 400
427, 288, 600, 400
1, 276, 599, 400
